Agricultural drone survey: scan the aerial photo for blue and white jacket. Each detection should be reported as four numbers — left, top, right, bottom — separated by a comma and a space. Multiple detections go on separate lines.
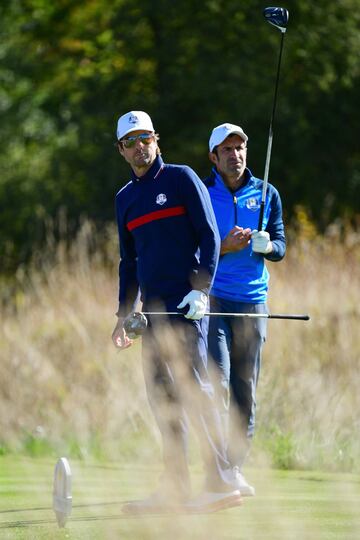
116, 155, 220, 315
203, 167, 286, 303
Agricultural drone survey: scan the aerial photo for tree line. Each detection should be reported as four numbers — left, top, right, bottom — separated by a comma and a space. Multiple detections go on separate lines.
0, 0, 359, 271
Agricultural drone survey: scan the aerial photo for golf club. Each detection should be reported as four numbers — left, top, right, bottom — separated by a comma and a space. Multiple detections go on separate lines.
123, 310, 310, 339
257, 6, 289, 231
142, 312, 309, 320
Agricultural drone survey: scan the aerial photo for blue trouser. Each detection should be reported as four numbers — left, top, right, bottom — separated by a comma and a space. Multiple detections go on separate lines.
208, 295, 267, 468
141, 297, 235, 494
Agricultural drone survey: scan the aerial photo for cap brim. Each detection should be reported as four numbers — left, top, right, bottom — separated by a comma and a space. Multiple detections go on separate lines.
225, 130, 248, 142
118, 127, 154, 140
209, 129, 248, 152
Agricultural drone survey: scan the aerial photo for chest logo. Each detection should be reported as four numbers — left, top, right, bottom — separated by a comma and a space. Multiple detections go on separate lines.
246, 197, 260, 211
156, 193, 167, 205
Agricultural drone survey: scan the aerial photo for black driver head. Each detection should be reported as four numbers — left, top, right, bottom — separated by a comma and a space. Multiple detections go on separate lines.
123, 311, 148, 338
264, 7, 289, 31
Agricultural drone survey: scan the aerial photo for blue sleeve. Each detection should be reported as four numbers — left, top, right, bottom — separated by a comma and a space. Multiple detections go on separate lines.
265, 186, 286, 262
115, 194, 139, 316
178, 167, 220, 293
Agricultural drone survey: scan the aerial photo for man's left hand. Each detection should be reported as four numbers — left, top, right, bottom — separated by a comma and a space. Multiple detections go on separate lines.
251, 230, 273, 254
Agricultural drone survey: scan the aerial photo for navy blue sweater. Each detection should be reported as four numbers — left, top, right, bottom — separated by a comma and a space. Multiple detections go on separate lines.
115, 156, 220, 315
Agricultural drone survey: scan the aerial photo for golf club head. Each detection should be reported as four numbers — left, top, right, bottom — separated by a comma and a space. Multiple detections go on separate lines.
264, 7, 289, 32
123, 311, 148, 338
53, 457, 72, 528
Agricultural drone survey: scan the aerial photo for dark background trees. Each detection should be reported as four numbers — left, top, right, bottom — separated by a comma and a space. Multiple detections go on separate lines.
1, 0, 359, 271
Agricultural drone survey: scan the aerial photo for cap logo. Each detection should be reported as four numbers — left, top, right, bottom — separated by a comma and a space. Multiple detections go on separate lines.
128, 114, 139, 124
156, 193, 167, 206
246, 197, 260, 211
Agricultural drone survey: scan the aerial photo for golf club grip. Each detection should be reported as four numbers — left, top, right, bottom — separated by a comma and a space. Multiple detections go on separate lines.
267, 314, 310, 320
215, 313, 310, 320
257, 201, 265, 231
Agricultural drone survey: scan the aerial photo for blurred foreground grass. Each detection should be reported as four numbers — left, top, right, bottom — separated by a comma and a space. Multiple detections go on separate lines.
0, 218, 360, 472
0, 456, 360, 540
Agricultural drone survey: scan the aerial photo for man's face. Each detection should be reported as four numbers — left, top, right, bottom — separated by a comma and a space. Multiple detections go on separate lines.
118, 130, 158, 173
209, 134, 247, 180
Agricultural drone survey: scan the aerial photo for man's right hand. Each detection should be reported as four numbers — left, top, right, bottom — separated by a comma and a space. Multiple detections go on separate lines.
112, 317, 133, 350
221, 226, 252, 255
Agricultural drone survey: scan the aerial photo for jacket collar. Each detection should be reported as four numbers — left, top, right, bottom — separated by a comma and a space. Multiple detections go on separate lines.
211, 166, 253, 191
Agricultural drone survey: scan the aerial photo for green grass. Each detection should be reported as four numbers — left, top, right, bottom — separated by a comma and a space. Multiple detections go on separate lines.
0, 456, 359, 539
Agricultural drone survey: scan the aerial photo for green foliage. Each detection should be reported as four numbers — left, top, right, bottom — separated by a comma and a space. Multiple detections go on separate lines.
1, 0, 359, 270
259, 425, 299, 470
0, 441, 8, 456
22, 431, 55, 458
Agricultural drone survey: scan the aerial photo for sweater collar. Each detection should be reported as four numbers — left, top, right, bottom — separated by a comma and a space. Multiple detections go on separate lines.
131, 155, 164, 183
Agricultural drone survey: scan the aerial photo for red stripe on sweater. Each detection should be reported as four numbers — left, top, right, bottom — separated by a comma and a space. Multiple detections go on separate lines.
127, 206, 187, 231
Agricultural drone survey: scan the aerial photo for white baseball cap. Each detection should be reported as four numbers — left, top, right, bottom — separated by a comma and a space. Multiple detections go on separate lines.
209, 122, 248, 152
116, 111, 155, 140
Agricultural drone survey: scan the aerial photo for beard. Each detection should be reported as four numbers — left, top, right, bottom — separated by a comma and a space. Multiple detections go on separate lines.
133, 151, 153, 167
227, 159, 245, 175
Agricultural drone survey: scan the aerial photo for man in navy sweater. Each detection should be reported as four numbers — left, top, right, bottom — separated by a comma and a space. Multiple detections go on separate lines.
204, 123, 286, 496
112, 111, 243, 513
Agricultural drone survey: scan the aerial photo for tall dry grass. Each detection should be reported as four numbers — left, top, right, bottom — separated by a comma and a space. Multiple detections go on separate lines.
256, 217, 360, 471
0, 218, 359, 472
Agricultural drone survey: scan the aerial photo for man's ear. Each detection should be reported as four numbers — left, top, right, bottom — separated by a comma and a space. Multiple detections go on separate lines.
209, 151, 217, 165
117, 142, 125, 157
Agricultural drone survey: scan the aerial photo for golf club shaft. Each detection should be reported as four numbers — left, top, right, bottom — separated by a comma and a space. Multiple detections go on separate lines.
142, 312, 310, 321
258, 28, 286, 231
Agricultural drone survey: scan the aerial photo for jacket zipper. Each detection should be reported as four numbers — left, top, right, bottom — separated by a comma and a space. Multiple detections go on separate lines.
233, 194, 238, 225
221, 175, 239, 226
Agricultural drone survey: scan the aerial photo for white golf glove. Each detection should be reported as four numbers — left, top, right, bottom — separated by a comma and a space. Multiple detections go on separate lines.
251, 230, 272, 254
177, 290, 208, 320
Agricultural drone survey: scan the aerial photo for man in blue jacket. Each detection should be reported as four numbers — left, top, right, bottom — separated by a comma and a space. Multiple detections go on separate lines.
112, 111, 243, 513
204, 122, 286, 496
